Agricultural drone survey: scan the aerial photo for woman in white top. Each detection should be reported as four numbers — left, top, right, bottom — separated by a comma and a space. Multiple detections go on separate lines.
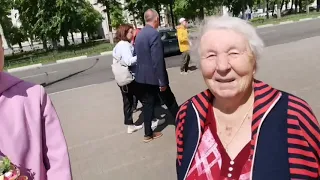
113, 24, 143, 133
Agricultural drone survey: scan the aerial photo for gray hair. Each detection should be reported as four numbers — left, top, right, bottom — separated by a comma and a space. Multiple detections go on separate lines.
197, 16, 264, 60
144, 9, 159, 23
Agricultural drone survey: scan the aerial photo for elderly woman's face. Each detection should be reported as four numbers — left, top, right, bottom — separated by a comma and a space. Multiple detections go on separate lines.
200, 29, 255, 99
0, 37, 4, 71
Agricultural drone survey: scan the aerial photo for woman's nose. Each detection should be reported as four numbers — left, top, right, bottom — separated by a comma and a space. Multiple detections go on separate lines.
216, 54, 230, 72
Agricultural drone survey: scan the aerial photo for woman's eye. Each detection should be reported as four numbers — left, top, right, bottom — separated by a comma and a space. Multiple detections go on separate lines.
228, 52, 240, 58
207, 54, 216, 58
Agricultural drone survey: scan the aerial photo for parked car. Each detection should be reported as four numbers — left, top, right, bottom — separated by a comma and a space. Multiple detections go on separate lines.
158, 28, 181, 56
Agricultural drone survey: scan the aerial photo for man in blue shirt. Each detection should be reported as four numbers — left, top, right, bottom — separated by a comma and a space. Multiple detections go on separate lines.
134, 9, 179, 143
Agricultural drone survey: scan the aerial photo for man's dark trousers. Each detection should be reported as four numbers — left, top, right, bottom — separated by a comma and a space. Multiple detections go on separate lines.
135, 82, 179, 137
133, 24, 179, 137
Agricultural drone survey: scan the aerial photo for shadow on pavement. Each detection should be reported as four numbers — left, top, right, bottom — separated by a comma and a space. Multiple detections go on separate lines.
41, 58, 100, 87
134, 102, 175, 133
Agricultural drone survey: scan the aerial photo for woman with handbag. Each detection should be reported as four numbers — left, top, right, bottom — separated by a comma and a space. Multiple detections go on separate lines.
112, 24, 143, 134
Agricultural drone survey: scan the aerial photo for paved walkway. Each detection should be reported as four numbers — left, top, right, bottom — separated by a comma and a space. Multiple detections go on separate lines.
50, 36, 320, 180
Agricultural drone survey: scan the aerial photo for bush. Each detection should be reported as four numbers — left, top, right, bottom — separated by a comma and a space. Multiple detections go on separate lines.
250, 17, 265, 24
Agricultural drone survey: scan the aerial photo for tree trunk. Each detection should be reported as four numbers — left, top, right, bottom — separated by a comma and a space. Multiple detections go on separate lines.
266, 0, 270, 18
169, 2, 175, 28
280, 0, 285, 12
63, 34, 69, 47
18, 42, 23, 52
299, 0, 303, 12
199, 7, 205, 20
42, 36, 48, 51
317, 0, 320, 11
105, 5, 114, 44
140, 13, 145, 26
294, 0, 298, 13
132, 12, 137, 28
277, 0, 281, 18
51, 38, 58, 50
71, 33, 75, 44
272, 2, 275, 16
155, 4, 160, 15
241, 5, 246, 19
81, 32, 85, 44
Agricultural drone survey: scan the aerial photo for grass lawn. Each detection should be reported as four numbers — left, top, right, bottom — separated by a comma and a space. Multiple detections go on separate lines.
250, 11, 320, 26
4, 41, 114, 70
188, 12, 320, 32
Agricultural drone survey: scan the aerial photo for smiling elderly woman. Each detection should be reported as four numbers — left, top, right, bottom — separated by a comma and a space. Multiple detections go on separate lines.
175, 16, 319, 180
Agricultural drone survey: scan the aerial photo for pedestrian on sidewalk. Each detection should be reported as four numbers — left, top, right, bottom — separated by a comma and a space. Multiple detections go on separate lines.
175, 16, 319, 180
131, 27, 141, 45
0, 35, 72, 179
134, 9, 179, 143
112, 24, 143, 134
177, 17, 191, 75
131, 27, 142, 112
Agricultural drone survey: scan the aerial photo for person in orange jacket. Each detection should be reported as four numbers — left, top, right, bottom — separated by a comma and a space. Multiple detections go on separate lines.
176, 18, 191, 75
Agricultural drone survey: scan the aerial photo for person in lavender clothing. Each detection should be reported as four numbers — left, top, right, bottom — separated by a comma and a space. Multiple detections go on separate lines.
0, 35, 72, 179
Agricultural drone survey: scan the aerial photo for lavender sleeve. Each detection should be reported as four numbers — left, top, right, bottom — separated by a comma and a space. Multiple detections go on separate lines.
40, 86, 72, 180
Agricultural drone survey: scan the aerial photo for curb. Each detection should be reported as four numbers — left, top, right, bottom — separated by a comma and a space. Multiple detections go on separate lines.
256, 24, 274, 28
256, 15, 320, 28
7, 63, 43, 73
299, 17, 313, 21
56, 56, 88, 63
279, 20, 294, 24
101, 51, 112, 55
7, 51, 113, 73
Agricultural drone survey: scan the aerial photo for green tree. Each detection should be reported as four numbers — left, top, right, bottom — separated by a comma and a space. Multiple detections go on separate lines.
0, 0, 12, 45
0, 0, 12, 20
111, 5, 126, 28
6, 26, 27, 51
76, 1, 103, 42
14, 0, 39, 48
15, 0, 103, 49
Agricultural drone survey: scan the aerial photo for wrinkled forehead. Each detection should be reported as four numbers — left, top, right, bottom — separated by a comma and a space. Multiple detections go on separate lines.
200, 29, 249, 52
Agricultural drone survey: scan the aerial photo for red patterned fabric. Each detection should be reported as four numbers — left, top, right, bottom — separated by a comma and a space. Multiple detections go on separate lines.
186, 105, 252, 180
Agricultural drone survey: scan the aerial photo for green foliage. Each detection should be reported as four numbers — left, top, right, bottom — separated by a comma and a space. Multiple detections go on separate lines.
0, 0, 12, 19
0, 0, 13, 39
173, 0, 197, 20
111, 5, 126, 28
2, 0, 315, 50
6, 26, 28, 47
11, 0, 104, 48
77, 2, 103, 35
0, 157, 11, 174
